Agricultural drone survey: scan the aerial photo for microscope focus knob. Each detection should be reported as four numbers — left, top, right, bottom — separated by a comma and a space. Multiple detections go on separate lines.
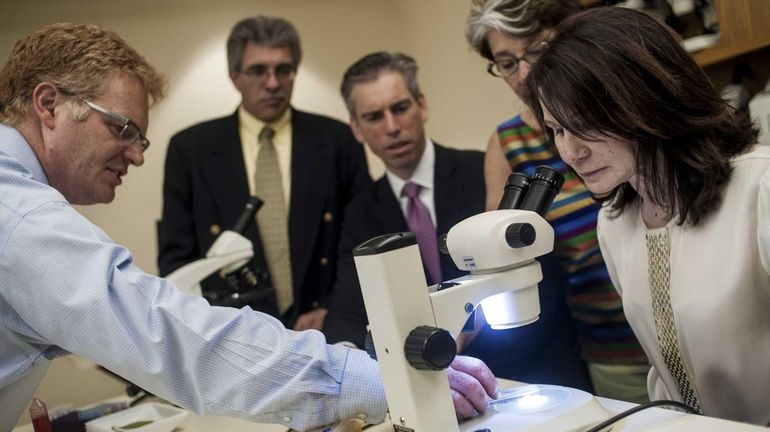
505, 222, 536, 249
404, 326, 456, 370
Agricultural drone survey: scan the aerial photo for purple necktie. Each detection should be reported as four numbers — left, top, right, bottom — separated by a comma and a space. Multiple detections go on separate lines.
402, 182, 442, 284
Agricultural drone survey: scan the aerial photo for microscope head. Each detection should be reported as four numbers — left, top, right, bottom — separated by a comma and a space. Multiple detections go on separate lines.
435, 210, 553, 330
440, 165, 563, 274
435, 166, 564, 330
442, 209, 554, 274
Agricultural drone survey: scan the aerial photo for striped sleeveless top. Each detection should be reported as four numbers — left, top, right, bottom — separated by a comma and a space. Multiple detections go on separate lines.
498, 115, 647, 364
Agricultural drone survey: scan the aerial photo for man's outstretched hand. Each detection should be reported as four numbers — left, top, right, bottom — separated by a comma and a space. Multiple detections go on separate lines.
446, 355, 499, 419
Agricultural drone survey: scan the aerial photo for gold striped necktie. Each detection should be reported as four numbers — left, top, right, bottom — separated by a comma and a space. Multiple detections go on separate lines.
254, 126, 293, 314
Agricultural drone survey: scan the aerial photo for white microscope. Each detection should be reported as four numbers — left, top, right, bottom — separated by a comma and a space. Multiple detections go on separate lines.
165, 196, 271, 308
353, 167, 610, 432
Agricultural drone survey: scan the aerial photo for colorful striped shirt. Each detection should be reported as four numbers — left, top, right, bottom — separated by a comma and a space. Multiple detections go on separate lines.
497, 115, 647, 364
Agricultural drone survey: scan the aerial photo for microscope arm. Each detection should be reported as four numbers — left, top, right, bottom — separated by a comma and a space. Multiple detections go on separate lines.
429, 209, 554, 334
429, 262, 542, 338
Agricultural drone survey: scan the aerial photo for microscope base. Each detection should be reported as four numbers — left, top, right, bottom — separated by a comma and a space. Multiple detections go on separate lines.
460, 385, 610, 432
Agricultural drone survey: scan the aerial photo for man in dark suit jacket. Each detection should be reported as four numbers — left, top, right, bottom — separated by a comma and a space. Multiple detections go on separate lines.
158, 16, 371, 329
323, 51, 593, 390
323, 142, 484, 345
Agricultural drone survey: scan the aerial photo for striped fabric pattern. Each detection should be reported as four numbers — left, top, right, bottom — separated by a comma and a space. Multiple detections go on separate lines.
497, 115, 646, 363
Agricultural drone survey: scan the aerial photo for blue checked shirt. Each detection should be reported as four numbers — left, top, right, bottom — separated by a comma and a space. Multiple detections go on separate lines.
0, 124, 386, 431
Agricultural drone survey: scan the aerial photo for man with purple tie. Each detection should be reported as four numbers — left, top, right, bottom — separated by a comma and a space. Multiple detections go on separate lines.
322, 51, 592, 392
322, 51, 485, 345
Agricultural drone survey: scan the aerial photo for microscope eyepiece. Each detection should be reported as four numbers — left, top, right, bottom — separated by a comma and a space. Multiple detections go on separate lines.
518, 166, 565, 217
497, 172, 530, 210
232, 196, 264, 234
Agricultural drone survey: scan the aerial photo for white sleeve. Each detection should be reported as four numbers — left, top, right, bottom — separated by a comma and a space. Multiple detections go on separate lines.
597, 206, 623, 296
647, 365, 672, 401
758, 167, 770, 276
2, 201, 387, 431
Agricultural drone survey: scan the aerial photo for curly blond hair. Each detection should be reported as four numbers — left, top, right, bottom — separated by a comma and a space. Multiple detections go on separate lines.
0, 23, 166, 124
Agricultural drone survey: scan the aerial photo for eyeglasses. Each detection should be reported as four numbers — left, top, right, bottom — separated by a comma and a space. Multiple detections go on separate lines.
80, 98, 150, 152
487, 40, 549, 78
237, 63, 296, 82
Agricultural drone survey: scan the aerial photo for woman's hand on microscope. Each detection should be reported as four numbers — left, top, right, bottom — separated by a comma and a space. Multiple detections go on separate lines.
446, 355, 499, 419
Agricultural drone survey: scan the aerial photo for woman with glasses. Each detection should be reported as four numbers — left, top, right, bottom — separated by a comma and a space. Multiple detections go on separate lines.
466, 0, 650, 404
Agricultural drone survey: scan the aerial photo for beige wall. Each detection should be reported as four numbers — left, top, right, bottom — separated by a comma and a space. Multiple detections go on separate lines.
2, 0, 524, 425
1, 0, 523, 275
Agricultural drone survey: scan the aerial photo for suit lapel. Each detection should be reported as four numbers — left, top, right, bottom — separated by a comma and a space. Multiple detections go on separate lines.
202, 112, 251, 224
433, 143, 463, 235
288, 110, 332, 289
432, 143, 469, 280
370, 178, 409, 234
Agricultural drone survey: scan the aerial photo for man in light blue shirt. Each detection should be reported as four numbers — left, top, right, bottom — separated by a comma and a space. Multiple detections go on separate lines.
0, 23, 498, 430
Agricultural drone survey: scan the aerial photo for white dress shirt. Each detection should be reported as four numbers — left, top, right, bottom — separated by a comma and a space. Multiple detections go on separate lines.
386, 138, 437, 226
238, 106, 292, 204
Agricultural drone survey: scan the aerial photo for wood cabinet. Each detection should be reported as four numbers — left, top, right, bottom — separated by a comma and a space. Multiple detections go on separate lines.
691, 0, 770, 66
576, 0, 770, 67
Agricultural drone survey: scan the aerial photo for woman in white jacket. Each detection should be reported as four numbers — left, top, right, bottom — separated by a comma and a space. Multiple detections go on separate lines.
526, 6, 770, 426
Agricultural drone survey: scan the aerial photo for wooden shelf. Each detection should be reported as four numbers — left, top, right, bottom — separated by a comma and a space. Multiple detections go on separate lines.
577, 0, 770, 67
693, 37, 770, 67
692, 0, 770, 66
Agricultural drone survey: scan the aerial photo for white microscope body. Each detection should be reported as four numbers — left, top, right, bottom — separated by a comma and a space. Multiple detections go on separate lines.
165, 231, 253, 296
165, 197, 262, 301
353, 168, 609, 431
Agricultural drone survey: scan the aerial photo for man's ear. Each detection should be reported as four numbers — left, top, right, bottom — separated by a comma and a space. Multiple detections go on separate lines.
230, 72, 243, 91
31, 83, 61, 130
417, 94, 429, 124
349, 116, 366, 144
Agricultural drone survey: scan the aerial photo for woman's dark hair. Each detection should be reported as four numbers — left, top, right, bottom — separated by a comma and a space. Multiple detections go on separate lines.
527, 7, 758, 226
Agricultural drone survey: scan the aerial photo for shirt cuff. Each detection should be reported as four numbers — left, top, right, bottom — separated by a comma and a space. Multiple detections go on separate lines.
337, 347, 388, 425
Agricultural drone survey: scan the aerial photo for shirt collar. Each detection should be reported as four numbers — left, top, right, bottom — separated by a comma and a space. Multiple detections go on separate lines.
387, 138, 435, 197
238, 105, 291, 138
0, 123, 49, 185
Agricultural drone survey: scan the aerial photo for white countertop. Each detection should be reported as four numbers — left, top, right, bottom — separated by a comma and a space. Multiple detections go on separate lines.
14, 383, 768, 432
149, 397, 768, 432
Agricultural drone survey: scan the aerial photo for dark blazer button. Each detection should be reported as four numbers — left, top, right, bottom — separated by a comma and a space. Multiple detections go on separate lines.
323, 212, 334, 223
209, 224, 221, 236
320, 257, 329, 266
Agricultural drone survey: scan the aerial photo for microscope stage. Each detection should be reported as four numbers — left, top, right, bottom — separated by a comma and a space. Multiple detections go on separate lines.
460, 385, 610, 432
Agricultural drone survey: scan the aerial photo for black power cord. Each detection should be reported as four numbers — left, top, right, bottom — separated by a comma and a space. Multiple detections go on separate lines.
584, 400, 700, 432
